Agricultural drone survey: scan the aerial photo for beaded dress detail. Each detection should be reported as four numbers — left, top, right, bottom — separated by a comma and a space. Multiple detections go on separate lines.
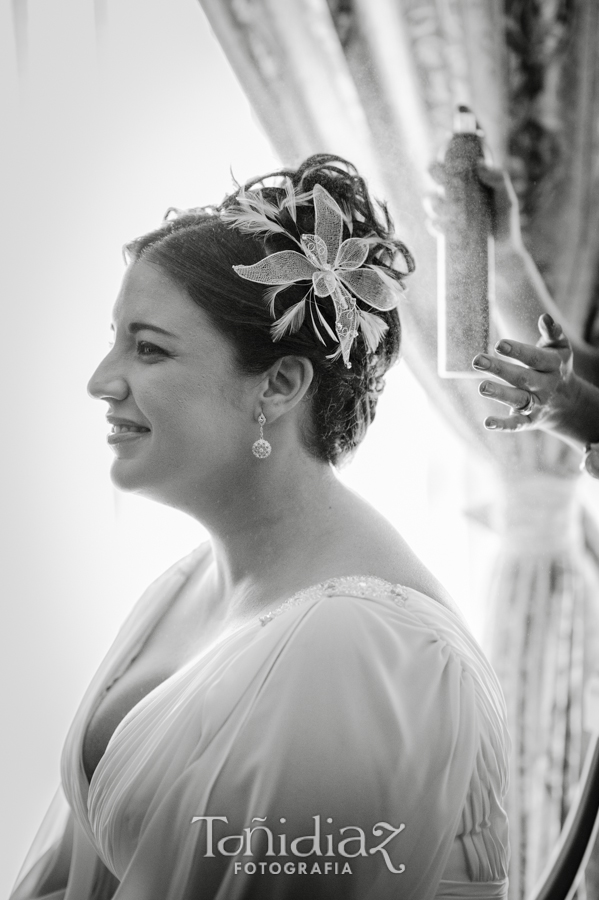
11, 546, 510, 900
259, 575, 408, 625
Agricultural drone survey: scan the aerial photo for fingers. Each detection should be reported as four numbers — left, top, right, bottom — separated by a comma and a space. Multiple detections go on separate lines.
585, 446, 599, 478
483, 413, 534, 433
537, 313, 570, 349
493, 339, 562, 372
423, 194, 445, 237
474, 162, 520, 246
473, 353, 541, 390
423, 193, 446, 220
475, 162, 518, 203
431, 160, 517, 209
476, 314, 572, 439
423, 181, 454, 236
422, 193, 449, 227
479, 380, 533, 411
475, 162, 505, 189
428, 162, 447, 186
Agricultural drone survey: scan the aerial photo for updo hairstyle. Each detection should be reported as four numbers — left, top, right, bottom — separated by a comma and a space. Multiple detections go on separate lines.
124, 154, 414, 466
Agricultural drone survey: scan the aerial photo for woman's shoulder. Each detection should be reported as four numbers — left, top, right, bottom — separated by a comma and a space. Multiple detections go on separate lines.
261, 574, 469, 669
256, 577, 508, 765
287, 579, 508, 788
261, 574, 506, 726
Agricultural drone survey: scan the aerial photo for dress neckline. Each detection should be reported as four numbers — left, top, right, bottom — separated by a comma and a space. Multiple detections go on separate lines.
257, 574, 409, 626
79, 567, 451, 790
81, 576, 404, 789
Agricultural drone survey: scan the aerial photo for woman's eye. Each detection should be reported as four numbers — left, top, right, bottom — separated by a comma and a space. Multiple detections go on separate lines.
136, 340, 166, 358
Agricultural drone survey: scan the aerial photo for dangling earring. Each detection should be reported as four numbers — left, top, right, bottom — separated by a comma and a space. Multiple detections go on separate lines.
252, 411, 271, 459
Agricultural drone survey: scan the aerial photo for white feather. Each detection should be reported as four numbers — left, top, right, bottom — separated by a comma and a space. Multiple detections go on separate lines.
314, 301, 339, 342
368, 265, 404, 298
221, 189, 291, 239
264, 283, 293, 315
357, 309, 389, 352
223, 210, 289, 238
270, 300, 307, 341
309, 298, 326, 345
283, 179, 297, 222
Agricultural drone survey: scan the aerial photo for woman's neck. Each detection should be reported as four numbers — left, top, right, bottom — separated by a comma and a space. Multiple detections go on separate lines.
201, 456, 361, 619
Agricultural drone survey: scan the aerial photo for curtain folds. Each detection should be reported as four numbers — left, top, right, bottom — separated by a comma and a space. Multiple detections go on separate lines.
486, 475, 598, 900
196, 1, 599, 896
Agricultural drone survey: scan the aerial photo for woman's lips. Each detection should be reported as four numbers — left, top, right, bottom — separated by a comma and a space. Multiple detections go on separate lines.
107, 425, 150, 445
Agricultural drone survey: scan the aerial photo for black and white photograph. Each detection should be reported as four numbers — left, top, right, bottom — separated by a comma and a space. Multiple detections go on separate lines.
3, 2, 599, 898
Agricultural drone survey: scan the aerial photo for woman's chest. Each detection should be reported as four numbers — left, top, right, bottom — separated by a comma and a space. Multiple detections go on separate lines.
82, 655, 175, 784
81, 585, 227, 785
80, 614, 268, 877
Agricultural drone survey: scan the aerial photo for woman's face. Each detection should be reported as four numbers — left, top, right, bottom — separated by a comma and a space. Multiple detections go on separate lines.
88, 259, 258, 513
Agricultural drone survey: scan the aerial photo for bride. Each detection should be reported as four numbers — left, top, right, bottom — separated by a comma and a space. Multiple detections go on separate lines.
10, 154, 509, 899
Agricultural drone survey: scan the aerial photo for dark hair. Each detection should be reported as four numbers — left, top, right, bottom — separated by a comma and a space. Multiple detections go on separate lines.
124, 154, 414, 466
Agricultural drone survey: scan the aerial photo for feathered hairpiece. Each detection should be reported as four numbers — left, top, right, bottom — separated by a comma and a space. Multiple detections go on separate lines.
221, 180, 407, 368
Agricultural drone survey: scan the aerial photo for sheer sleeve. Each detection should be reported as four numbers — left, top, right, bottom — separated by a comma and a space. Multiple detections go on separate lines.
13, 574, 508, 900
9, 785, 118, 900
85, 592, 485, 900
10, 546, 210, 900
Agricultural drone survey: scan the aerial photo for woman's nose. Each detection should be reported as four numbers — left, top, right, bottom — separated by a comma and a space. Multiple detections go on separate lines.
87, 350, 129, 401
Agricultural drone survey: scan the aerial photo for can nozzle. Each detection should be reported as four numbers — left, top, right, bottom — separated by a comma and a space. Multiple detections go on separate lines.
453, 105, 478, 135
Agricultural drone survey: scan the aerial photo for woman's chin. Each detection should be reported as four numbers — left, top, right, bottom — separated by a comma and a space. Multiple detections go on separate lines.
109, 458, 151, 494
108, 462, 180, 507
107, 434, 155, 491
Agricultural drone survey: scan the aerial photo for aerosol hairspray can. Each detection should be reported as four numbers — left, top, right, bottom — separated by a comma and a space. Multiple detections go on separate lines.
437, 106, 493, 377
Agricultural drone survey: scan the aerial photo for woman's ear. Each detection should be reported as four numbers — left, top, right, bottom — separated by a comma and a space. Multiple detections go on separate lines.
259, 356, 314, 421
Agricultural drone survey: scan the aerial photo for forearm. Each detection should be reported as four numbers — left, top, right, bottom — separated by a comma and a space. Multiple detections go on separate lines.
549, 374, 599, 450
494, 246, 599, 387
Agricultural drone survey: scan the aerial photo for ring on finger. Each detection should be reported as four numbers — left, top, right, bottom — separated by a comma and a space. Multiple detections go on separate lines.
517, 392, 535, 416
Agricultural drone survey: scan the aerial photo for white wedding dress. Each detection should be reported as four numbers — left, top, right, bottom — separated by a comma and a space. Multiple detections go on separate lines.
10, 544, 510, 899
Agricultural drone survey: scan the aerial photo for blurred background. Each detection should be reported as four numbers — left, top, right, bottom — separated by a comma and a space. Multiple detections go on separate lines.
2, 1, 599, 898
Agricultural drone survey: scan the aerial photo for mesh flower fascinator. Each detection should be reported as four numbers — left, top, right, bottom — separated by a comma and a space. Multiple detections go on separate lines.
221, 178, 412, 368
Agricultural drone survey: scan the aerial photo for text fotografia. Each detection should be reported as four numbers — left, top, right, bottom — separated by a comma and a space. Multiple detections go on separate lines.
190, 815, 406, 875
